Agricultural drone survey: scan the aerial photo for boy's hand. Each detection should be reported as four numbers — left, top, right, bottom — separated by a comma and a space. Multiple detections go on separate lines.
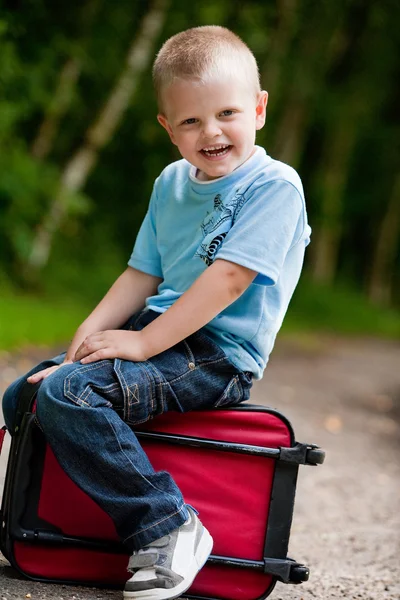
74, 330, 148, 364
27, 361, 74, 384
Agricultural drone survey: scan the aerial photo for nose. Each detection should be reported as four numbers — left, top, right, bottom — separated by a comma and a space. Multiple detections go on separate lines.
201, 119, 222, 140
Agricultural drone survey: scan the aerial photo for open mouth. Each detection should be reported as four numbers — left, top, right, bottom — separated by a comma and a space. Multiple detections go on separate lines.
200, 144, 232, 159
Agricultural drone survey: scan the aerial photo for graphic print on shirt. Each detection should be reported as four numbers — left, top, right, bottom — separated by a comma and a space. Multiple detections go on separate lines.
195, 191, 246, 266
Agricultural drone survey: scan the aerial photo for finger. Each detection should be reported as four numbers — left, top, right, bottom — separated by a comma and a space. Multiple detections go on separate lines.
27, 366, 55, 381
27, 366, 57, 383
27, 360, 72, 384
74, 345, 83, 360
80, 348, 113, 364
42, 368, 60, 380
75, 341, 91, 360
75, 340, 104, 361
75, 333, 106, 361
27, 372, 45, 384
83, 332, 105, 345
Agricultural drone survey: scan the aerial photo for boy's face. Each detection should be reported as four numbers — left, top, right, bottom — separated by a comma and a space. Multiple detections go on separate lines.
157, 76, 268, 181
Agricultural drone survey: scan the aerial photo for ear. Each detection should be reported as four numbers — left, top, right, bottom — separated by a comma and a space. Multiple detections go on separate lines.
157, 114, 177, 145
255, 91, 268, 131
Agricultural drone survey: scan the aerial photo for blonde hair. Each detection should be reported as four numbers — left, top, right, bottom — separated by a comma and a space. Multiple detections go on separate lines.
153, 26, 261, 111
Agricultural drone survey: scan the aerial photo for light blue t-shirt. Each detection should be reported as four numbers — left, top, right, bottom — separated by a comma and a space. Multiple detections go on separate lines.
128, 146, 310, 379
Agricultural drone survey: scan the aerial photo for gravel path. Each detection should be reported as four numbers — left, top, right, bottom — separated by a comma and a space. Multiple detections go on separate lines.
1, 335, 399, 600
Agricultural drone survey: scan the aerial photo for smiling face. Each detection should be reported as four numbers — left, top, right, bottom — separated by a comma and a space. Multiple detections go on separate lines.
157, 76, 268, 181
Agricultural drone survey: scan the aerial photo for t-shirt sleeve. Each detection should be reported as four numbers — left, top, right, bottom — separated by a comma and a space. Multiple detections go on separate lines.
127, 183, 163, 278
216, 180, 307, 286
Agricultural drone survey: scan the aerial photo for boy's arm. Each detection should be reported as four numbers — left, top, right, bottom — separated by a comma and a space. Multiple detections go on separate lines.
74, 259, 256, 364
66, 266, 162, 360
27, 267, 161, 383
140, 259, 256, 358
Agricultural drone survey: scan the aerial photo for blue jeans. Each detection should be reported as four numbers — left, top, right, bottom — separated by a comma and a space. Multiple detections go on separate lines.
2, 309, 252, 551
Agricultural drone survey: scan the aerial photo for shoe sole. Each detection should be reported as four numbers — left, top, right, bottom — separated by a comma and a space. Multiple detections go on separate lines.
123, 529, 213, 600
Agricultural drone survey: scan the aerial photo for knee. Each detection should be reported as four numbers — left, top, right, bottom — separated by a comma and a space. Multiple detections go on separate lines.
35, 369, 68, 431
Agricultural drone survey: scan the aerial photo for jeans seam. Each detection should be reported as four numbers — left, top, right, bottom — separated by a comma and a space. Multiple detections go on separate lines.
143, 361, 166, 415
102, 411, 183, 517
79, 383, 118, 406
124, 504, 187, 542
233, 375, 240, 399
114, 360, 142, 424
65, 389, 91, 408
127, 382, 140, 423
101, 382, 120, 392
214, 375, 244, 408
215, 375, 233, 407
141, 363, 156, 417
181, 340, 195, 365
129, 413, 152, 426
136, 363, 155, 421
114, 360, 139, 407
101, 381, 120, 407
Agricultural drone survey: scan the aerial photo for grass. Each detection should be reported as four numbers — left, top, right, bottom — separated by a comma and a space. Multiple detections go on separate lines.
0, 293, 90, 351
0, 280, 399, 351
282, 279, 400, 339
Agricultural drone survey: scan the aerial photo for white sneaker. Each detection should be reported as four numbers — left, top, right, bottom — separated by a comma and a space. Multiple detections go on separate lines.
123, 507, 213, 600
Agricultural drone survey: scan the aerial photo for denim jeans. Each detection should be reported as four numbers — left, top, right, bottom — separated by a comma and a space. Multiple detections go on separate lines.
2, 309, 252, 551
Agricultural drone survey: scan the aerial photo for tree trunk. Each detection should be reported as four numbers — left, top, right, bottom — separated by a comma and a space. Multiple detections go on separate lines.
368, 174, 400, 306
31, 58, 81, 160
31, 0, 100, 160
270, 5, 349, 168
308, 1, 374, 285
28, 0, 168, 271
263, 0, 299, 95
273, 101, 309, 168
310, 117, 357, 285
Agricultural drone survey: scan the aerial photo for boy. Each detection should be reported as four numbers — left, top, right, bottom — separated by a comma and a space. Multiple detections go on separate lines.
2, 26, 310, 600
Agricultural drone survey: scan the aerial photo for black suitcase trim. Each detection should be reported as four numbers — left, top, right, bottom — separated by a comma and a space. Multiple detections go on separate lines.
1, 385, 324, 599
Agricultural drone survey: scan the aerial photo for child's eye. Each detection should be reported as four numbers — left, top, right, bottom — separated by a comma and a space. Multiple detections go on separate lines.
220, 110, 235, 117
181, 118, 197, 125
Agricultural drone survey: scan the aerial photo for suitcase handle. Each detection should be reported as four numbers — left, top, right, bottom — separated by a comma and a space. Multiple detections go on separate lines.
137, 431, 325, 465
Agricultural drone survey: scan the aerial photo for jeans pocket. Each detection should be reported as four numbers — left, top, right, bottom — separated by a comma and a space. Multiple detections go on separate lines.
148, 339, 198, 384
64, 360, 117, 409
113, 359, 166, 426
182, 329, 227, 366
214, 375, 243, 408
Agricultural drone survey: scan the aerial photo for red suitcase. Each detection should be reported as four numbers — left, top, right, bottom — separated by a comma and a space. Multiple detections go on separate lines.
0, 381, 324, 599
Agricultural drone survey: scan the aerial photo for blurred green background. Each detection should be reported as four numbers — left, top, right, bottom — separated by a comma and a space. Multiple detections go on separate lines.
1, 0, 399, 350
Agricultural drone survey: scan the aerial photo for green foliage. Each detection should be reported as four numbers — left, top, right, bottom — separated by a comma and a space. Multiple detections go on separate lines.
0, 293, 90, 350
284, 279, 400, 338
0, 146, 58, 275
43, 229, 125, 304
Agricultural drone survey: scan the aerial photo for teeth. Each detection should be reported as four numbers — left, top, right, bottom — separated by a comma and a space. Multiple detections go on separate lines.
202, 144, 230, 151
202, 144, 231, 157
